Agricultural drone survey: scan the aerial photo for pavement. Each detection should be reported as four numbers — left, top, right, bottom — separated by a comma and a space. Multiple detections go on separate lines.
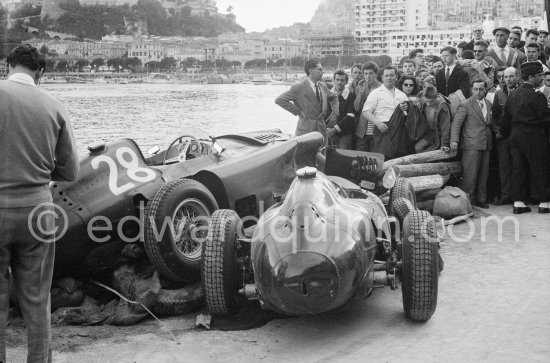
5, 204, 550, 362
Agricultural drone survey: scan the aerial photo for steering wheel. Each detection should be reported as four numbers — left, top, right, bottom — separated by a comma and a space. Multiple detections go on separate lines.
163, 135, 202, 165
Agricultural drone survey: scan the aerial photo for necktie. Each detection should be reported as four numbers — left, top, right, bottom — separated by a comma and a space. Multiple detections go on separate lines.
500, 48, 506, 64
445, 67, 450, 81
315, 83, 321, 103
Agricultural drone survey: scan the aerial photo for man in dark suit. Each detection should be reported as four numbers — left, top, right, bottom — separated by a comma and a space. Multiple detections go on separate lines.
275, 59, 339, 138
450, 79, 494, 208
488, 27, 526, 71
327, 69, 356, 149
491, 67, 519, 205
435, 46, 471, 98
501, 61, 550, 214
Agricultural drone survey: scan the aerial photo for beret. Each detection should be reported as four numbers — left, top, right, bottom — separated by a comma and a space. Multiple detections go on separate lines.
492, 27, 510, 35
520, 61, 543, 77
540, 29, 549, 36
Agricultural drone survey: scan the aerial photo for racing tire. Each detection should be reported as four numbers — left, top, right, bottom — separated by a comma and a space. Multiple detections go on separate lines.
202, 209, 245, 316
389, 178, 417, 221
401, 210, 439, 322
144, 178, 218, 282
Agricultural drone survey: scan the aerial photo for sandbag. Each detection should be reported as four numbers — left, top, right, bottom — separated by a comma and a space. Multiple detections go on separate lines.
433, 186, 473, 220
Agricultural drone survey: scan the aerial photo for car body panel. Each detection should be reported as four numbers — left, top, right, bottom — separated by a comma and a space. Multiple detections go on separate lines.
251, 169, 388, 315
52, 130, 323, 276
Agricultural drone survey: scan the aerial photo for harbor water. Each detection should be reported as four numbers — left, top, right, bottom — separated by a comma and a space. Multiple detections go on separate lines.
43, 83, 298, 156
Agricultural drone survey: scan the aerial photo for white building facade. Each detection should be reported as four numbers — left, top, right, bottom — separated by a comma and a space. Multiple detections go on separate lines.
354, 0, 429, 56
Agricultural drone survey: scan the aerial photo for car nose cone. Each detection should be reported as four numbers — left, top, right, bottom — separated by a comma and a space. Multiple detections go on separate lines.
270, 252, 339, 314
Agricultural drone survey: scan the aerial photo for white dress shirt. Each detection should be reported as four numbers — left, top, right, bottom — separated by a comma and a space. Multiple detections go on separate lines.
362, 84, 408, 123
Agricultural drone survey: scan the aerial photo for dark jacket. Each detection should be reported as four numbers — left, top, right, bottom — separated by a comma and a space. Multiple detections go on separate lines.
501, 82, 550, 135
435, 63, 471, 99
371, 102, 420, 159
328, 89, 356, 135
491, 85, 516, 137
417, 98, 452, 150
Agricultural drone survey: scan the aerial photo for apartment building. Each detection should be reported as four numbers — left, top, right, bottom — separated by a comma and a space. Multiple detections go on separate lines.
264, 39, 305, 60
355, 0, 429, 56
304, 35, 355, 58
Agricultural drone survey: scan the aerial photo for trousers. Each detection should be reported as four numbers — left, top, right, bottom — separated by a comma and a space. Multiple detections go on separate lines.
496, 136, 512, 201
461, 149, 491, 204
0, 206, 55, 363
510, 126, 550, 202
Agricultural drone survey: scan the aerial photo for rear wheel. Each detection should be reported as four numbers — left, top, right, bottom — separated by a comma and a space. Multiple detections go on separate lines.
144, 179, 218, 282
202, 209, 247, 316
389, 178, 416, 221
401, 210, 439, 322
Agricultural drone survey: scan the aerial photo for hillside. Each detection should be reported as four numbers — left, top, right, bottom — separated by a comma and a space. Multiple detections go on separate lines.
309, 0, 355, 30
55, 0, 244, 39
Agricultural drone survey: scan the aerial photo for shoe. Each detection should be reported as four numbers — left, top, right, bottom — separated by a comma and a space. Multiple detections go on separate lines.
513, 206, 531, 214
539, 207, 550, 214
476, 202, 489, 209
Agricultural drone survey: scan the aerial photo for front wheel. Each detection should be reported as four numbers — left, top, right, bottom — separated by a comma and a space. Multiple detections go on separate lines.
202, 209, 246, 316
144, 178, 218, 282
401, 210, 439, 322
389, 178, 417, 222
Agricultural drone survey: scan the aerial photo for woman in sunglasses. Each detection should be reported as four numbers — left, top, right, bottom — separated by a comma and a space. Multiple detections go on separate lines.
397, 75, 421, 107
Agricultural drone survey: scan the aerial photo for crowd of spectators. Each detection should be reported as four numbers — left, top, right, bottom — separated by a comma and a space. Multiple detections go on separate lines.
276, 24, 550, 214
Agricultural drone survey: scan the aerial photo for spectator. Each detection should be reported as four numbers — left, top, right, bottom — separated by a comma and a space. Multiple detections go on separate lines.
431, 57, 445, 75
415, 85, 451, 153
327, 70, 356, 149
354, 61, 381, 151
457, 41, 469, 59
523, 29, 540, 53
450, 79, 494, 209
501, 61, 550, 214
495, 66, 507, 89
508, 29, 523, 51
491, 67, 519, 205
363, 66, 409, 158
415, 67, 430, 88
511, 25, 526, 50
275, 59, 339, 138
488, 27, 526, 70
402, 59, 416, 77
463, 25, 485, 51
409, 48, 425, 73
397, 75, 421, 107
0, 44, 79, 362
435, 46, 471, 98
525, 43, 549, 72
348, 63, 363, 95
537, 29, 549, 63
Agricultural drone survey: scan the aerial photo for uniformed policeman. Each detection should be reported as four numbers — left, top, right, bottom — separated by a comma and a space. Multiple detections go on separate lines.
501, 61, 550, 214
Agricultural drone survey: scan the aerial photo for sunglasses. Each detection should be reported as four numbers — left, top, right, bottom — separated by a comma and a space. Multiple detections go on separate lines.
403, 83, 414, 87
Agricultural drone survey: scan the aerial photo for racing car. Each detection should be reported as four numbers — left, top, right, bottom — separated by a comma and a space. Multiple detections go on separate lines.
202, 157, 440, 321
51, 128, 323, 282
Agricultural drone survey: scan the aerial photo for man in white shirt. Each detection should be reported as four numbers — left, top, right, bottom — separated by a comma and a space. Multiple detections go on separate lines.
362, 66, 408, 158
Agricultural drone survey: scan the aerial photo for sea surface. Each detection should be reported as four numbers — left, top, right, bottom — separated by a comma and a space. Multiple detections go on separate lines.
42, 83, 298, 156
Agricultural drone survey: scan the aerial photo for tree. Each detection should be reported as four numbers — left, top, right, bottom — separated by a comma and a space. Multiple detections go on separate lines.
126, 57, 141, 69
45, 59, 55, 72
55, 60, 69, 72
75, 59, 90, 72
372, 55, 392, 68
159, 57, 176, 70
107, 57, 123, 71
90, 58, 105, 69
39, 45, 50, 57
145, 60, 160, 71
